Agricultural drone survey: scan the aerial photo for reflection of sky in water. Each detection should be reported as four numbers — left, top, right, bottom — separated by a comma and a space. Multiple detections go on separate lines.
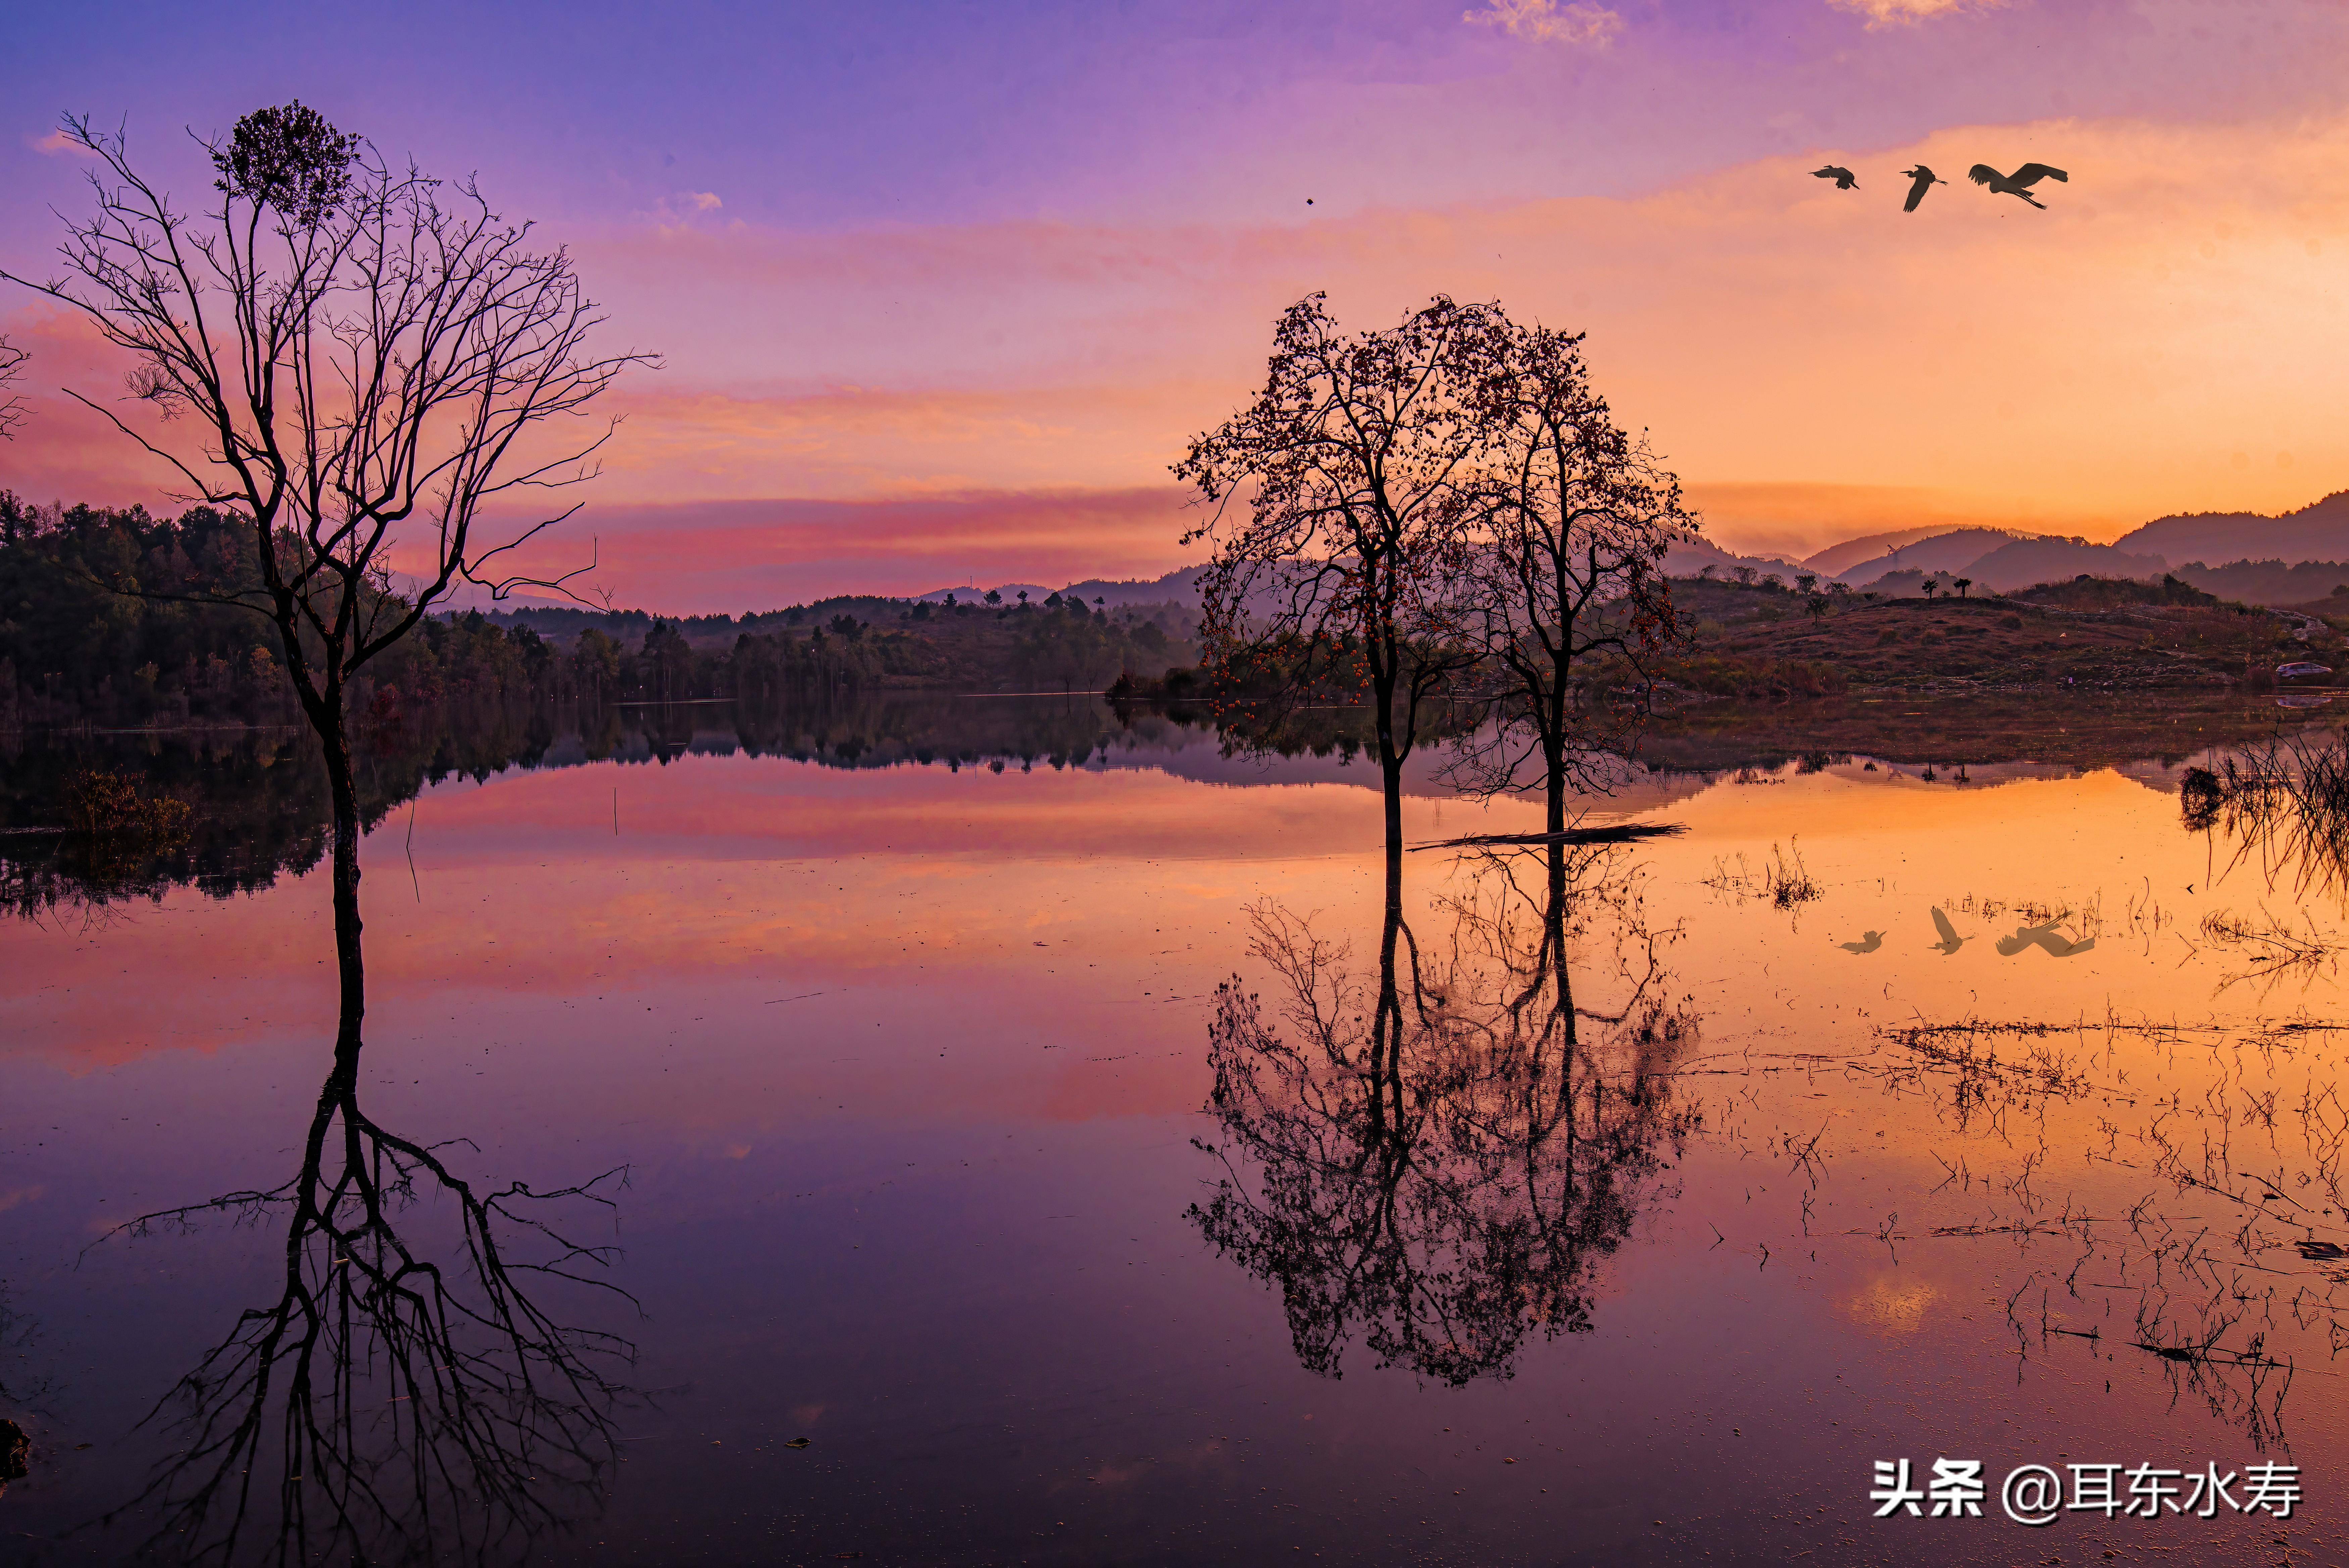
3, 715, 2347, 1562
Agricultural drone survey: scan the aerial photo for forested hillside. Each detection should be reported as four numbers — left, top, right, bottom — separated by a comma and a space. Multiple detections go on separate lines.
0, 496, 1200, 729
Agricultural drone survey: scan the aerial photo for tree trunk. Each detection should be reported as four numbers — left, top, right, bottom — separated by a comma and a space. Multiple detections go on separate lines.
320, 709, 366, 1090
1545, 638, 1573, 838
1371, 842, 1406, 1140
1373, 661, 1405, 860
1543, 732, 1567, 841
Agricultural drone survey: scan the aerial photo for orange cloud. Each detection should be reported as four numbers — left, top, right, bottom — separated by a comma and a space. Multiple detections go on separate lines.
0, 304, 187, 504
30, 127, 98, 157
1826, 0, 2003, 27
1463, 0, 1624, 49
570, 107, 2349, 552
13, 107, 2349, 597
591, 381, 1218, 501
425, 488, 1200, 608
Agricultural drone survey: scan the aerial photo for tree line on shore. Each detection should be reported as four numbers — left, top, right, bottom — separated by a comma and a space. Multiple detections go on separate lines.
0, 687, 1301, 917
0, 493, 1197, 730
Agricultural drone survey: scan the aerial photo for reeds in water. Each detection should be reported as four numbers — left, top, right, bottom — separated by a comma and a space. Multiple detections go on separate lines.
2182, 736, 2349, 898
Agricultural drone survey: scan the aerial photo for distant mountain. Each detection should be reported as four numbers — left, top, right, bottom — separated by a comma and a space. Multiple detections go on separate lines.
1832, 528, 2028, 586
1804, 491, 2349, 602
2116, 491, 2349, 568
1661, 536, 1807, 580
915, 566, 1203, 608
913, 582, 1052, 604
1058, 566, 1207, 607
1801, 525, 1969, 577
1933, 537, 2167, 593
2175, 558, 2349, 607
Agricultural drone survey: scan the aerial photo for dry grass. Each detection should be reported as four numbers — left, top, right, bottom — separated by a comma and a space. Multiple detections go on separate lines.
1704, 839, 1822, 909
2182, 736, 2349, 897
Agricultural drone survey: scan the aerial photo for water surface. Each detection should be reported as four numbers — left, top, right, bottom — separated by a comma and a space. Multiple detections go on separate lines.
3, 695, 2346, 1565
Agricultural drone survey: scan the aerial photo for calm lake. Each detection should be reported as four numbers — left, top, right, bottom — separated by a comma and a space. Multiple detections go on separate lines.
3, 693, 2347, 1565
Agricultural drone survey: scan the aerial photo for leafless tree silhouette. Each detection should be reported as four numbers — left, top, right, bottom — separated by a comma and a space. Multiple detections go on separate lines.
0, 333, 26, 441
1175, 294, 1491, 856
1443, 313, 1695, 828
94, 1069, 636, 1564
1189, 845, 1694, 1382
0, 103, 654, 1082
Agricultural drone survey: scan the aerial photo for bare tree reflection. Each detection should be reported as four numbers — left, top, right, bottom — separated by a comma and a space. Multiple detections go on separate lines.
96, 1068, 635, 1564
0, 1285, 52, 1502
1190, 844, 1696, 1383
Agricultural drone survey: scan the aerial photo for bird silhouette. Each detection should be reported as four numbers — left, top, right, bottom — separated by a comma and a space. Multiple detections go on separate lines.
1995, 918, 2063, 956
1996, 919, 2095, 958
1929, 907, 1969, 954
1813, 165, 1860, 191
1839, 930, 1885, 954
1967, 162, 2068, 209
1900, 165, 1947, 213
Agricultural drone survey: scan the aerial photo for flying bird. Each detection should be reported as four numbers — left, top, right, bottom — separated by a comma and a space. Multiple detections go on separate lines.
1900, 165, 1947, 213
1813, 165, 1860, 191
1967, 162, 2068, 209
1929, 907, 1969, 955
1839, 930, 1885, 954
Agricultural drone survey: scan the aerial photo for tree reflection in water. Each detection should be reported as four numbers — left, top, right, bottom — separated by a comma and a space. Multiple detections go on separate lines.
95, 1067, 634, 1564
1190, 843, 1697, 1383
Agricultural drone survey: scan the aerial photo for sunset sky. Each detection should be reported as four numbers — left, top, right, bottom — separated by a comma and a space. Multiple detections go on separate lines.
4, 0, 2346, 611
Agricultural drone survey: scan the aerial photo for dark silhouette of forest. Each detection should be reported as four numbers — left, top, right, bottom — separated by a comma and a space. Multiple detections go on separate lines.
0, 494, 1200, 731
0, 690, 1244, 918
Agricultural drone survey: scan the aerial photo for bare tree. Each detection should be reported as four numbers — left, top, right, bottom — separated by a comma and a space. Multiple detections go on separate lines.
1445, 315, 1695, 847
1189, 849, 1693, 1383
1175, 293, 1489, 862
101, 1069, 635, 1562
0, 333, 25, 441
1, 103, 652, 1082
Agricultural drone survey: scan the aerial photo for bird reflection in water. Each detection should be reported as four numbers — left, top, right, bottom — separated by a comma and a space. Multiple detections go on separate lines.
1928, 907, 1969, 955
1189, 842, 1697, 1384
93, 1065, 636, 1564
1994, 918, 2096, 958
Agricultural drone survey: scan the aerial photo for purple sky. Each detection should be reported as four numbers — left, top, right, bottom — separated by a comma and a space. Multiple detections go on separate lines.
5, 1, 2348, 607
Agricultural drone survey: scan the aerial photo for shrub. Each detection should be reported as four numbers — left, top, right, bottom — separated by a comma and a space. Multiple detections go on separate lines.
63, 768, 193, 840
1659, 654, 1847, 702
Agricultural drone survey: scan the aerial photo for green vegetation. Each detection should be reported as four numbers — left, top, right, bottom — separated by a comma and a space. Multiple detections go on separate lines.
61, 767, 191, 840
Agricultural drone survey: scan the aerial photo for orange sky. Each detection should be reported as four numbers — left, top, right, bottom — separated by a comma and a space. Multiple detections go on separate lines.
4, 6, 2347, 604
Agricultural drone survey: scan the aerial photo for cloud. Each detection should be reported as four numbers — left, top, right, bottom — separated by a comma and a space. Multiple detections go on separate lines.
590, 380, 1218, 501
21, 108, 2349, 605
396, 488, 1200, 612
0, 304, 191, 501
31, 126, 96, 157
1462, 0, 1623, 48
1826, 0, 2003, 26
638, 189, 730, 232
